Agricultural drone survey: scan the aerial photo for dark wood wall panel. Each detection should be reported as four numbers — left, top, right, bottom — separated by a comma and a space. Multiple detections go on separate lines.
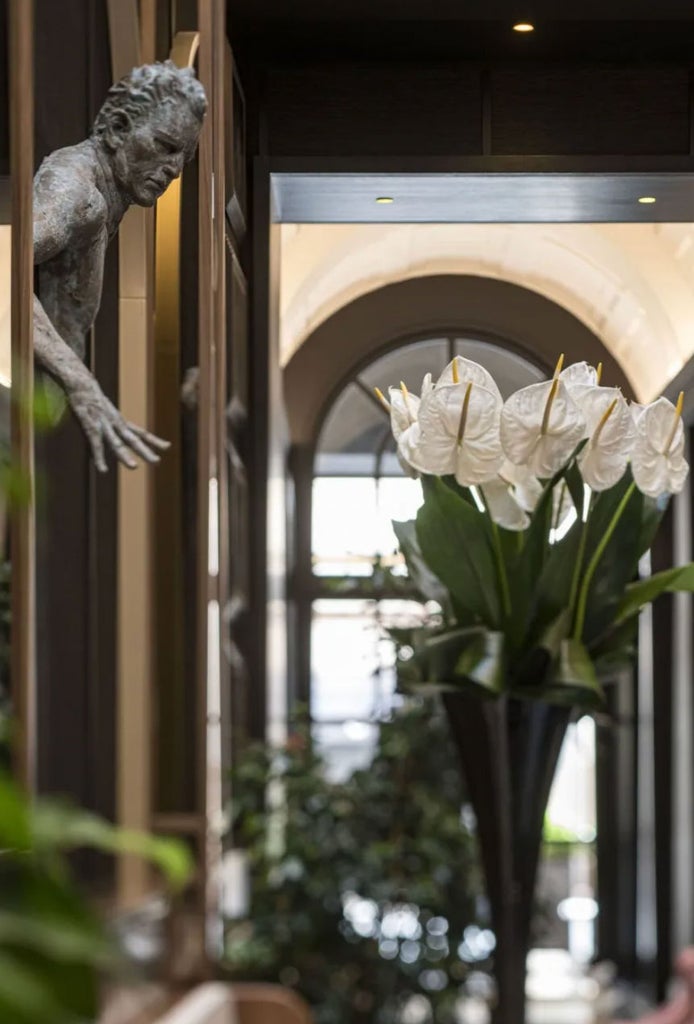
266, 64, 482, 156
34, 0, 118, 868
0, 0, 8, 176
490, 67, 690, 155
257, 61, 694, 159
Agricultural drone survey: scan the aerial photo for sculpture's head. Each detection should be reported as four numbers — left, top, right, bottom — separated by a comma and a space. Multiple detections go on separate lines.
92, 61, 207, 206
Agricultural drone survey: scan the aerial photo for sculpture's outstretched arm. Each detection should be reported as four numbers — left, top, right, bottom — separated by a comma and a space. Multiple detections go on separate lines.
33, 295, 169, 472
32, 155, 169, 471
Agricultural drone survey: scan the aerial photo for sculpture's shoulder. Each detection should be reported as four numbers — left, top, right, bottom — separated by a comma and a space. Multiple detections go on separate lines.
34, 142, 107, 234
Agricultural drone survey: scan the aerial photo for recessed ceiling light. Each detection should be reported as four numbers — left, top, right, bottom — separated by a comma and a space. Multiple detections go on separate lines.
513, 22, 535, 32
375, 196, 394, 204
638, 196, 657, 204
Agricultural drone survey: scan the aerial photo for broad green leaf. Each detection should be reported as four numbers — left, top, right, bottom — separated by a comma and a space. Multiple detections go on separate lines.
454, 630, 505, 696
0, 912, 116, 967
615, 563, 694, 624
580, 472, 644, 642
513, 638, 604, 707
392, 519, 450, 608
0, 952, 66, 1024
528, 523, 582, 643
32, 804, 192, 891
637, 494, 669, 559
564, 461, 585, 519
551, 639, 605, 707
0, 775, 32, 850
416, 476, 500, 627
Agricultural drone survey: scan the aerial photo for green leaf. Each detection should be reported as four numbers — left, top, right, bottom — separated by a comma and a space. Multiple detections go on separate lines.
580, 472, 644, 642
615, 563, 694, 624
637, 494, 669, 559
415, 477, 500, 627
454, 630, 505, 696
0, 775, 32, 850
552, 639, 605, 707
32, 804, 192, 891
0, 951, 67, 1024
0, 912, 116, 967
392, 519, 450, 608
513, 637, 604, 707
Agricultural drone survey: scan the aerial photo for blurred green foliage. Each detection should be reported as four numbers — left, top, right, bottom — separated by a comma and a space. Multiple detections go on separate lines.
0, 772, 193, 1024
225, 701, 486, 1024
0, 387, 191, 1023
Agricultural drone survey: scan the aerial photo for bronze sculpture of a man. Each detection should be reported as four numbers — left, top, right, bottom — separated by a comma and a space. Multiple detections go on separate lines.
33, 61, 207, 471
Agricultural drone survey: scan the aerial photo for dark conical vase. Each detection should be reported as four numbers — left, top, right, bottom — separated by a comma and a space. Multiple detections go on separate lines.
442, 692, 571, 1024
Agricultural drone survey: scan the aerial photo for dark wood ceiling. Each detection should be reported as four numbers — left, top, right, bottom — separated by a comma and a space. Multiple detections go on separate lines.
228, 2, 694, 61
229, 0, 694, 21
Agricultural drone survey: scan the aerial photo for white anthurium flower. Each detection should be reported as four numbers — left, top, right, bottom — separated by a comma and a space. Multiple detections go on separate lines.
630, 402, 647, 426
631, 392, 689, 498
576, 387, 636, 491
499, 459, 543, 512
481, 477, 529, 531
437, 356, 503, 402
396, 421, 422, 478
500, 374, 586, 478
386, 382, 420, 442
409, 380, 504, 486
559, 360, 601, 397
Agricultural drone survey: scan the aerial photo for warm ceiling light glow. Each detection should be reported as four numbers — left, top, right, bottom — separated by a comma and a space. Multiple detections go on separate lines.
638, 196, 657, 204
375, 196, 394, 204
513, 22, 535, 32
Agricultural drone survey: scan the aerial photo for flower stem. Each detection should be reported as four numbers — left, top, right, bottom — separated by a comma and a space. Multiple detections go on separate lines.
572, 482, 636, 640
568, 495, 591, 618
490, 519, 512, 621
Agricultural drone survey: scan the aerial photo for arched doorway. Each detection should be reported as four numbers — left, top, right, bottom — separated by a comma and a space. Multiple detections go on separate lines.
284, 274, 628, 987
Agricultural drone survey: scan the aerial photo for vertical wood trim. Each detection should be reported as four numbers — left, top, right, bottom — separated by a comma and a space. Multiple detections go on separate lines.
140, 0, 157, 64
9, 0, 36, 792
212, 0, 230, 835
196, 0, 215, 964
106, 0, 156, 907
152, 27, 198, 823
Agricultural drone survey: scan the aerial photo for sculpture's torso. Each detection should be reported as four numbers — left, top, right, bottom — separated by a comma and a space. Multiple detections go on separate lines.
34, 142, 118, 359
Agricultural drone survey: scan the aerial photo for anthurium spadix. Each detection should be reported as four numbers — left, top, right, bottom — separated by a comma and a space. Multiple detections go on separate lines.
409, 379, 505, 486
576, 387, 636, 491
631, 393, 689, 498
500, 375, 586, 478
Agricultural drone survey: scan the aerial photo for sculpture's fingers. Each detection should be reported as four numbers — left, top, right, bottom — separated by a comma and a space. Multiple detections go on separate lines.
127, 422, 171, 451
89, 427, 108, 474
114, 421, 160, 464
102, 421, 138, 470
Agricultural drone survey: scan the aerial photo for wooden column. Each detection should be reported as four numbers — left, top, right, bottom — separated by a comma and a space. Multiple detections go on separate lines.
9, 0, 36, 792
196, 0, 215, 963
106, 0, 156, 907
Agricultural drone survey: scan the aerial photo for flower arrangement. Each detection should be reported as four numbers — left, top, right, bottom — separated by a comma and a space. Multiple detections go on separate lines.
373, 354, 694, 1024
376, 355, 694, 707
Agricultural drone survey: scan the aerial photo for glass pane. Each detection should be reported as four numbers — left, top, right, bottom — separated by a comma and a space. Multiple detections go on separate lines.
359, 337, 449, 396
311, 599, 383, 721
455, 338, 545, 397
312, 476, 425, 577
316, 382, 388, 476
312, 477, 379, 576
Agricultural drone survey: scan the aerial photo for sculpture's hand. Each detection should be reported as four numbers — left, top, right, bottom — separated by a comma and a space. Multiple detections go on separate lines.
66, 374, 170, 472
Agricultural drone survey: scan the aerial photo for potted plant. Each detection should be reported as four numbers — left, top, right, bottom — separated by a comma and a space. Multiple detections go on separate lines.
376, 355, 694, 1024
225, 705, 487, 1024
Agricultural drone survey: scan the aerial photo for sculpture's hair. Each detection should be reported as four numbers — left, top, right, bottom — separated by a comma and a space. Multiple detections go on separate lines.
92, 61, 207, 145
